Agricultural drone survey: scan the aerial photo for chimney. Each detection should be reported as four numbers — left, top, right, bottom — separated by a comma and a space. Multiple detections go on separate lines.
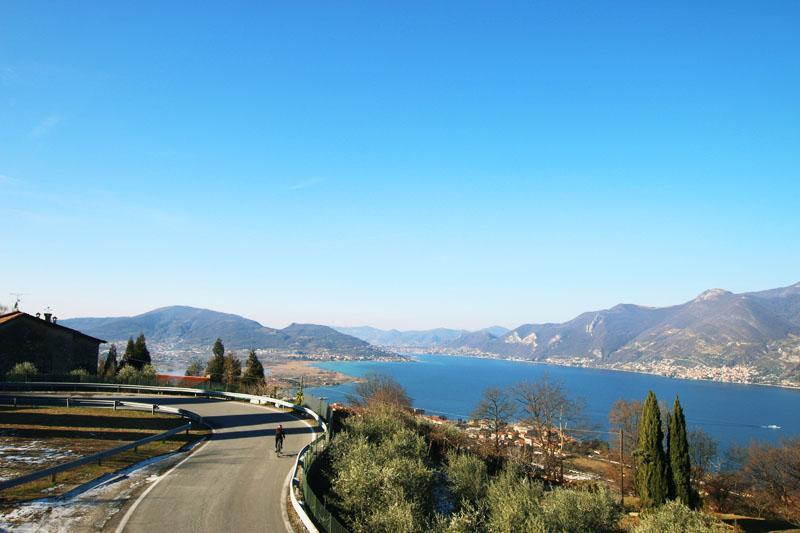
44, 312, 52, 323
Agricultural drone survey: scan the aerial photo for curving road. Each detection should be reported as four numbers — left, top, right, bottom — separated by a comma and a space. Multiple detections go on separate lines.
99, 395, 316, 533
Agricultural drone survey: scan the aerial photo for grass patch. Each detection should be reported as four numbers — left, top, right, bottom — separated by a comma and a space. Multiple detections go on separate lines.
0, 406, 209, 506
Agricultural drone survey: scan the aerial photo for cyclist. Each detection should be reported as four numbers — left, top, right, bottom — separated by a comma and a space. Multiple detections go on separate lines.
275, 424, 285, 454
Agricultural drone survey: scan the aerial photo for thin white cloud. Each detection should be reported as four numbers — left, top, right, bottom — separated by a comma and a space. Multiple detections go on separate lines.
29, 114, 62, 139
0, 174, 20, 187
288, 177, 326, 190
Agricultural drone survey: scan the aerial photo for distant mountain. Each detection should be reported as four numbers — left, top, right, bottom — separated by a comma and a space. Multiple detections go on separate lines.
480, 325, 513, 337
447, 283, 800, 382
62, 306, 390, 357
333, 325, 510, 349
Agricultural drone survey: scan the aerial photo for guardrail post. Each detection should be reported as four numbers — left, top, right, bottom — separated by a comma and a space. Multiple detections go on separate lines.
12, 397, 16, 408
66, 397, 70, 408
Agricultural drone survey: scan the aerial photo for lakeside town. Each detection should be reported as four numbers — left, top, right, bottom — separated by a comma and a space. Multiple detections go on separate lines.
142, 339, 798, 392
428, 350, 798, 389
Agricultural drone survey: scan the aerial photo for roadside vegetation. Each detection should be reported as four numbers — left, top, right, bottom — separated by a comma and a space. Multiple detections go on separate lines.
0, 405, 208, 505
310, 373, 800, 532
313, 374, 623, 532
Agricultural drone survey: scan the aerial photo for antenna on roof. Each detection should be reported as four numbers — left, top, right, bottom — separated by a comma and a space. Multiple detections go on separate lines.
9, 293, 27, 311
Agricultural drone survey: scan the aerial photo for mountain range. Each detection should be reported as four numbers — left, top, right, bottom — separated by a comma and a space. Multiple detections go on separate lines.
444, 283, 800, 382
60, 282, 800, 384
61, 306, 390, 358
333, 325, 510, 349
334, 283, 800, 384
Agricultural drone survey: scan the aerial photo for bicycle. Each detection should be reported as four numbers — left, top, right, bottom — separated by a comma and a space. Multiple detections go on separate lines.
275, 435, 284, 455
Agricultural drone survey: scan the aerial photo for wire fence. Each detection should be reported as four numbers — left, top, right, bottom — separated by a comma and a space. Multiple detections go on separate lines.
300, 433, 350, 533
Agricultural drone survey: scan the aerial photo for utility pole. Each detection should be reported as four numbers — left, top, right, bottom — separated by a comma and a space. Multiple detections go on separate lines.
619, 427, 625, 507
559, 406, 564, 482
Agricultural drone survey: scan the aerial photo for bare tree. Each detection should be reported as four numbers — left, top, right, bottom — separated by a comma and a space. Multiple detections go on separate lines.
739, 438, 800, 524
222, 351, 242, 385
472, 387, 515, 456
350, 372, 412, 410
514, 374, 583, 481
688, 428, 719, 481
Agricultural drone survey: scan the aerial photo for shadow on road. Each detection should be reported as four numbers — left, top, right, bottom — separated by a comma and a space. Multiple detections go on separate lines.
211, 425, 317, 441
202, 411, 300, 429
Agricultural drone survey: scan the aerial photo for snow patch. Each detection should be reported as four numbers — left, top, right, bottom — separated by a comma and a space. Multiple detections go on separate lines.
0, 440, 76, 481
0, 443, 197, 532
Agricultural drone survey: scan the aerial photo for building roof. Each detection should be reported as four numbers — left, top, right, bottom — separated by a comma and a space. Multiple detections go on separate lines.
0, 311, 23, 326
0, 311, 107, 344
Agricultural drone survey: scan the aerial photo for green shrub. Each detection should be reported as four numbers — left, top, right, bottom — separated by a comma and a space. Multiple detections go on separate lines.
434, 501, 488, 533
485, 464, 545, 533
634, 500, 727, 533
446, 451, 489, 506
5, 361, 38, 381
329, 407, 434, 533
115, 363, 157, 384
69, 368, 92, 382
116, 364, 139, 383
141, 364, 157, 384
362, 499, 417, 533
540, 485, 621, 532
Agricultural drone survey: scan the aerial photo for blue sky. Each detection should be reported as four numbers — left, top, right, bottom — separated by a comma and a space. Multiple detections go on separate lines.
1, 2, 799, 329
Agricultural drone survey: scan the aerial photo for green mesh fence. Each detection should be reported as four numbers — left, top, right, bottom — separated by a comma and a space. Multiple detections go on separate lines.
301, 434, 349, 533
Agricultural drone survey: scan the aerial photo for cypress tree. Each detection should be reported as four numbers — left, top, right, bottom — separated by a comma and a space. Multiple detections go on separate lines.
243, 349, 265, 383
668, 396, 694, 507
102, 344, 118, 377
213, 338, 225, 359
635, 391, 669, 508
206, 339, 226, 383
133, 333, 151, 370
121, 337, 136, 369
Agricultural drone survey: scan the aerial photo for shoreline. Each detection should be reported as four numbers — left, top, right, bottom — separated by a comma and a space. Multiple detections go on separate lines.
312, 351, 800, 392
263, 359, 359, 388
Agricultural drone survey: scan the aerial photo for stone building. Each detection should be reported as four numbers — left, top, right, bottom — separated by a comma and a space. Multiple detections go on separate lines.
0, 311, 105, 375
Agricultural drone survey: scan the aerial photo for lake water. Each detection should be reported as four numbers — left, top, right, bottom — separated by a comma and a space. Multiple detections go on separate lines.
307, 354, 800, 449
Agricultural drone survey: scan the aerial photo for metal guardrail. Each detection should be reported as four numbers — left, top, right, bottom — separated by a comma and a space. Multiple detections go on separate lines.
0, 396, 200, 491
0, 381, 329, 532
0, 382, 327, 433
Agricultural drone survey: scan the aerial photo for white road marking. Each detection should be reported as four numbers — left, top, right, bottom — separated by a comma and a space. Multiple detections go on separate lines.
114, 434, 212, 533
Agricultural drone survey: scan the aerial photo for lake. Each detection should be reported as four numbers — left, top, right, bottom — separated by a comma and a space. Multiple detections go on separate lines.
307, 354, 800, 449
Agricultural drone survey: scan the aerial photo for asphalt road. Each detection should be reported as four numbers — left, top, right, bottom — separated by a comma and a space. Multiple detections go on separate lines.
103, 395, 316, 533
